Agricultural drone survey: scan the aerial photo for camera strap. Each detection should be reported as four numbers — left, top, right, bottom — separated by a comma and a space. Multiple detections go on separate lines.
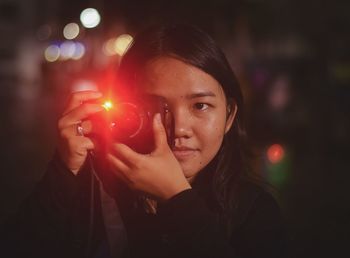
99, 179, 129, 258
87, 153, 129, 258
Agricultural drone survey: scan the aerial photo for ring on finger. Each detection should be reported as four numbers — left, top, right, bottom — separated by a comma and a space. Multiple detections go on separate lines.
76, 123, 84, 136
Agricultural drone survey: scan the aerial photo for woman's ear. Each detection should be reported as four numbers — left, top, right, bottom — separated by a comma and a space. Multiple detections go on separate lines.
225, 103, 238, 134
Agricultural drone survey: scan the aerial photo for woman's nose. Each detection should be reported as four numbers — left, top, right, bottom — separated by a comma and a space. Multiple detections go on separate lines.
172, 109, 193, 139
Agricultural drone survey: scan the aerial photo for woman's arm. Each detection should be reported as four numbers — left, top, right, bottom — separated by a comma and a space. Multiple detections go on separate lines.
0, 153, 89, 258
230, 187, 288, 258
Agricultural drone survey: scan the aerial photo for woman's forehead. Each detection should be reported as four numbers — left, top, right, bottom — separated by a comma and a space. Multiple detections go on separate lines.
137, 56, 225, 99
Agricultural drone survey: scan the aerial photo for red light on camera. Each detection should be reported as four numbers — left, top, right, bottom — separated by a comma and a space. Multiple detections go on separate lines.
102, 100, 113, 111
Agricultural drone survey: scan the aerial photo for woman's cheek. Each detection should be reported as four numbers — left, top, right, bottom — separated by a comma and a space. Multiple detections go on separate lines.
203, 112, 226, 134
200, 116, 225, 147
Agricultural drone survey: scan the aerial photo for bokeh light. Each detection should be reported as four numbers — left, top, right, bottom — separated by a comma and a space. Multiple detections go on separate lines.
63, 23, 80, 40
60, 41, 76, 60
102, 38, 117, 56
71, 42, 85, 60
44, 45, 60, 62
114, 34, 133, 56
267, 144, 285, 164
102, 34, 133, 56
265, 143, 290, 188
80, 8, 101, 29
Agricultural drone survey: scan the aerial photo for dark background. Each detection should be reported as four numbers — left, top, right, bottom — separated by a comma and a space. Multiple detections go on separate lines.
0, 0, 349, 257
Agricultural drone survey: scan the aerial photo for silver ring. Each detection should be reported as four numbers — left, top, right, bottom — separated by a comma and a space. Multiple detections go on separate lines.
76, 123, 84, 136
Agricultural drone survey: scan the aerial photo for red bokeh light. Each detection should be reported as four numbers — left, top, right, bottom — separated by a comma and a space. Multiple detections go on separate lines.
267, 144, 285, 164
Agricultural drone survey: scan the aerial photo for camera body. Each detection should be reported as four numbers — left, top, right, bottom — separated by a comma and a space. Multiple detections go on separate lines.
89, 94, 173, 155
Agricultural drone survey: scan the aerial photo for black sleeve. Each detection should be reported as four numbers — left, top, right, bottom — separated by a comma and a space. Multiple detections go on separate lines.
157, 188, 287, 258
0, 152, 86, 258
230, 191, 288, 258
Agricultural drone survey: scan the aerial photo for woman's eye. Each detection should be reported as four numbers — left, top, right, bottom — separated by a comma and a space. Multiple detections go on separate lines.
194, 103, 209, 111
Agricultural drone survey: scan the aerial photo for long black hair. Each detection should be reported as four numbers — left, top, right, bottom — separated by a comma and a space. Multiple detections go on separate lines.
117, 23, 250, 230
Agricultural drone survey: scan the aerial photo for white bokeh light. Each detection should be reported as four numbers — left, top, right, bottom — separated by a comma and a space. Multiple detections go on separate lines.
102, 34, 133, 56
71, 42, 86, 60
80, 8, 101, 28
114, 34, 133, 56
44, 45, 60, 62
60, 41, 76, 60
63, 23, 80, 39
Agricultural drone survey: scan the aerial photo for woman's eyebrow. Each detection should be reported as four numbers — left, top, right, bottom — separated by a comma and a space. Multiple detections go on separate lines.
186, 91, 216, 99
143, 91, 216, 99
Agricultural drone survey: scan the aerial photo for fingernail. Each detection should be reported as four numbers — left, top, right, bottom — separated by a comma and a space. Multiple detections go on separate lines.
154, 113, 161, 124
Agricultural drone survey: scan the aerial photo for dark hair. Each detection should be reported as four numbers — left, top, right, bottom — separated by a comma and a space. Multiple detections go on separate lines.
117, 23, 249, 231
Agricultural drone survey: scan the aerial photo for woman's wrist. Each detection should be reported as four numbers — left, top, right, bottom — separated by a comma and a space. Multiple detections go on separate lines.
161, 181, 192, 201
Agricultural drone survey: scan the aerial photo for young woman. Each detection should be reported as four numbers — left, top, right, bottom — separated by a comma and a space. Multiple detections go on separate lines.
1, 24, 287, 258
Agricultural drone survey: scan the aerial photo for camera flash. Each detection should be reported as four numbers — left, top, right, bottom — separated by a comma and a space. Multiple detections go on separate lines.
102, 100, 113, 111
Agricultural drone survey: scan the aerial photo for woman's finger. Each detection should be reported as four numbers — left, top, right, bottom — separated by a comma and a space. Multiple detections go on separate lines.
152, 113, 168, 153
63, 91, 102, 115
81, 120, 93, 134
59, 103, 104, 129
112, 143, 143, 168
68, 136, 95, 153
60, 120, 94, 138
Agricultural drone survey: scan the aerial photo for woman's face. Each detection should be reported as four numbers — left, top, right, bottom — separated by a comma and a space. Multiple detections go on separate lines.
138, 56, 236, 182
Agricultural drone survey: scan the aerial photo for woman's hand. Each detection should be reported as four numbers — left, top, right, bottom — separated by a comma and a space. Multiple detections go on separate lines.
107, 113, 191, 201
57, 91, 104, 175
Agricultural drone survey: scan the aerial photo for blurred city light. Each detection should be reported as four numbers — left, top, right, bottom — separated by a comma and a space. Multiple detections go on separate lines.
60, 41, 76, 60
115, 34, 133, 56
71, 42, 85, 60
265, 143, 290, 188
63, 23, 80, 40
267, 144, 285, 164
44, 45, 60, 62
44, 41, 85, 62
80, 8, 101, 29
268, 76, 290, 111
102, 38, 117, 56
102, 34, 133, 56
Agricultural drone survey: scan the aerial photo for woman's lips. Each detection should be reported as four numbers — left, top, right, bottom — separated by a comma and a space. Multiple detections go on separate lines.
172, 147, 198, 160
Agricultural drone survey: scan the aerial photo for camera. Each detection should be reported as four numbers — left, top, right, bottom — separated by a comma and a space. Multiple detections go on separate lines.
88, 94, 173, 154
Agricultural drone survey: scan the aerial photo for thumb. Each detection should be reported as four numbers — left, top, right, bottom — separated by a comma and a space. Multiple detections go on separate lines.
152, 113, 168, 152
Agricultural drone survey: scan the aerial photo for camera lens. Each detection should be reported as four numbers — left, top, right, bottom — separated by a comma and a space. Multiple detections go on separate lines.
109, 102, 145, 139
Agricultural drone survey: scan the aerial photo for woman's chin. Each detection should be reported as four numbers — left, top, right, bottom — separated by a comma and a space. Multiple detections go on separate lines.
180, 165, 201, 183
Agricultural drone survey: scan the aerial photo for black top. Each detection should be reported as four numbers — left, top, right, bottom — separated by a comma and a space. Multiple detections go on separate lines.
0, 154, 287, 258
